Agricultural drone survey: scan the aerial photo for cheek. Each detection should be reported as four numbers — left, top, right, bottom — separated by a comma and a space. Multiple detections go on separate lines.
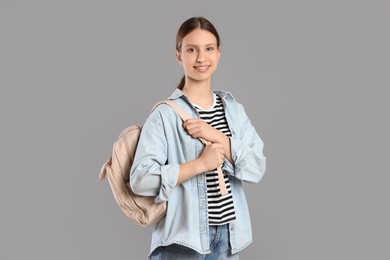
210, 53, 220, 62
181, 57, 192, 67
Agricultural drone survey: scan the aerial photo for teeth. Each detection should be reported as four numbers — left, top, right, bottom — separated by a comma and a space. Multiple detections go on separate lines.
196, 66, 209, 71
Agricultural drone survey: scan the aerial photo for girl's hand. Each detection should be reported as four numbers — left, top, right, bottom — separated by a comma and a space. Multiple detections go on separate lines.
198, 143, 225, 172
183, 118, 222, 143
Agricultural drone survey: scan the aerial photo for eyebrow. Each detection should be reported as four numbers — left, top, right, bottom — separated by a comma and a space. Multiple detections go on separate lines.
184, 43, 217, 48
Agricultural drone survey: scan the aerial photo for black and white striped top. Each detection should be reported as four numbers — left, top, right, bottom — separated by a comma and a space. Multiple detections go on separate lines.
192, 93, 236, 225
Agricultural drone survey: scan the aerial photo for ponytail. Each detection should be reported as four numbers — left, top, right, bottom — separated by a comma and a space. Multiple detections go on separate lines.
177, 75, 185, 90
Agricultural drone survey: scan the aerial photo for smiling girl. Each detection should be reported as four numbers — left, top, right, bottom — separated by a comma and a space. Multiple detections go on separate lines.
130, 17, 266, 259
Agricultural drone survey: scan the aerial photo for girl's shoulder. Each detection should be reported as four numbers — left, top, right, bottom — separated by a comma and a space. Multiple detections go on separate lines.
147, 98, 191, 125
148, 102, 176, 121
214, 89, 246, 111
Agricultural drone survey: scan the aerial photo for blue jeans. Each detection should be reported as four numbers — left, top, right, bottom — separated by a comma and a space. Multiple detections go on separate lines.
150, 224, 239, 260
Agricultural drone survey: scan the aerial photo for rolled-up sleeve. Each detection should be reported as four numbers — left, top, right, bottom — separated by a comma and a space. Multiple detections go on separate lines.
222, 110, 266, 183
130, 109, 179, 203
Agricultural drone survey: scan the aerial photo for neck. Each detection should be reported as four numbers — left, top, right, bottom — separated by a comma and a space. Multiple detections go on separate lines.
182, 78, 214, 108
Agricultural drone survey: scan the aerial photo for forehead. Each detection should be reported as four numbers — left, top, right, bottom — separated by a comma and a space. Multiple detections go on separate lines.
182, 28, 218, 47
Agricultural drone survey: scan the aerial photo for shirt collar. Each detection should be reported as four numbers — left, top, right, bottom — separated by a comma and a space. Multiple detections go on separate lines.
168, 88, 235, 101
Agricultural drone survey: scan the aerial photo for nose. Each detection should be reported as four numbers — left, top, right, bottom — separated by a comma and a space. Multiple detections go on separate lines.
196, 50, 206, 63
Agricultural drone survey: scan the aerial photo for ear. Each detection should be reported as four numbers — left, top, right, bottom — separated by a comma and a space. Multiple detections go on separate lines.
176, 50, 182, 65
217, 47, 222, 61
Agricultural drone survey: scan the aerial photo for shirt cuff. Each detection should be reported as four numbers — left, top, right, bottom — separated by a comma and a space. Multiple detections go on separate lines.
228, 136, 247, 178
155, 164, 180, 203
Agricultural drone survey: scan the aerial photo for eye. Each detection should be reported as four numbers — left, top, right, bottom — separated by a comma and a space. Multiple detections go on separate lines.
187, 48, 196, 53
206, 47, 214, 51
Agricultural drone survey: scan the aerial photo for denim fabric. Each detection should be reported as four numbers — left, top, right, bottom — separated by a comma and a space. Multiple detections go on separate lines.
150, 224, 239, 260
130, 88, 266, 257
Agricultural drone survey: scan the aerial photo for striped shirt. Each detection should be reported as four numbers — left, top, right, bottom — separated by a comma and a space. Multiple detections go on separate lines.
192, 93, 236, 225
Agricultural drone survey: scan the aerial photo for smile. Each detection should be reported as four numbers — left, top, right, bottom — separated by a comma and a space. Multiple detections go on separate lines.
194, 65, 210, 72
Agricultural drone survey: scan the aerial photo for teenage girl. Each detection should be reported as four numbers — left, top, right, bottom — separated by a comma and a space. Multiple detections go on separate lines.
130, 16, 266, 260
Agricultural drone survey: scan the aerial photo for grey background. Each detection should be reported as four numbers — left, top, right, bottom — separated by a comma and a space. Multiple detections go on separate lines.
1, 0, 389, 259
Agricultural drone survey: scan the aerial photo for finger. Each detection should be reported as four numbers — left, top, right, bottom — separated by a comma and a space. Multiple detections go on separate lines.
186, 120, 203, 129
193, 130, 204, 138
216, 146, 225, 154
184, 123, 194, 131
183, 118, 198, 127
218, 156, 224, 165
187, 129, 196, 136
183, 119, 192, 128
212, 143, 223, 149
186, 118, 200, 124
186, 128, 196, 136
187, 126, 200, 134
206, 143, 213, 148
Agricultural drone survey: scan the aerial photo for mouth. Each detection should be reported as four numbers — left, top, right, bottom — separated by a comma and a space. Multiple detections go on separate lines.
193, 65, 210, 72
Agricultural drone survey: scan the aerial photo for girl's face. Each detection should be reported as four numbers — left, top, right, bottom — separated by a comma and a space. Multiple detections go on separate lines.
177, 28, 221, 85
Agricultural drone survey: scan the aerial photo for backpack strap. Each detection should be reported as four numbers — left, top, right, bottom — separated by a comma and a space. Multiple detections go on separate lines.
154, 100, 190, 120
152, 100, 206, 143
153, 100, 229, 196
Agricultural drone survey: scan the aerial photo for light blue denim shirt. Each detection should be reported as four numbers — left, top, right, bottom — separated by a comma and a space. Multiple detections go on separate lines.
130, 88, 266, 257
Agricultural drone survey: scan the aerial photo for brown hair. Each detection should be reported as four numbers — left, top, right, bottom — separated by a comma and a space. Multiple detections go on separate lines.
176, 17, 221, 90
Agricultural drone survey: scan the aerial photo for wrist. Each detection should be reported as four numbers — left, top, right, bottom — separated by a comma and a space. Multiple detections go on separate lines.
194, 158, 206, 173
178, 158, 205, 185
218, 133, 229, 146
214, 131, 226, 144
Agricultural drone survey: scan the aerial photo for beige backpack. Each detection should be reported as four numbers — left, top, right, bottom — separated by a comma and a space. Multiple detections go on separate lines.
99, 100, 228, 227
